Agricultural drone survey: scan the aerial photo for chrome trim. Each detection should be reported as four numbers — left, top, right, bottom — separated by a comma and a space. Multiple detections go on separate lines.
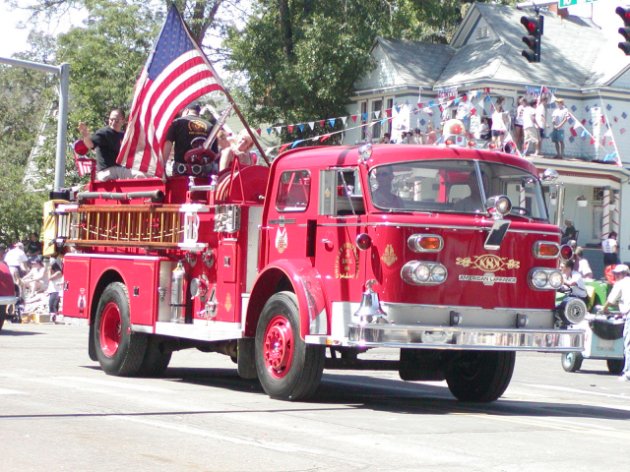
64, 253, 162, 261
533, 241, 560, 259
407, 233, 444, 252
317, 221, 559, 235
0, 296, 17, 305
345, 324, 583, 352
154, 321, 243, 342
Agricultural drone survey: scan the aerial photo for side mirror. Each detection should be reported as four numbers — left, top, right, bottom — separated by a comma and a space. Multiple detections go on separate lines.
540, 168, 559, 183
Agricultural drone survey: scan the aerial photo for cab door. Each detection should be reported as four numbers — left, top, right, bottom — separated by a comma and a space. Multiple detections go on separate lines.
264, 169, 314, 264
315, 168, 367, 304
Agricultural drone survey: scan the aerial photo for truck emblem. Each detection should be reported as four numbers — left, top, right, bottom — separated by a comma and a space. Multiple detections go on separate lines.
381, 244, 397, 267
456, 254, 520, 272
456, 254, 518, 286
335, 242, 359, 279
275, 227, 288, 253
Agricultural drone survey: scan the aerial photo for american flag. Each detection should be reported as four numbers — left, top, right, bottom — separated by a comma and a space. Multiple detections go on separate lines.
117, 5, 224, 177
76, 158, 94, 178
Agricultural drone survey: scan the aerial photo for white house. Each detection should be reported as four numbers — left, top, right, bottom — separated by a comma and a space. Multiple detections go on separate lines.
345, 1, 630, 269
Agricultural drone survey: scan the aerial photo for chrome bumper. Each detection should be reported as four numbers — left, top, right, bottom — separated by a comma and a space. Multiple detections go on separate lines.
0, 295, 17, 306
346, 323, 584, 352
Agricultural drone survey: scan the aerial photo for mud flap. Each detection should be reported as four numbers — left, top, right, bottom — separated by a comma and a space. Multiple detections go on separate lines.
237, 337, 257, 379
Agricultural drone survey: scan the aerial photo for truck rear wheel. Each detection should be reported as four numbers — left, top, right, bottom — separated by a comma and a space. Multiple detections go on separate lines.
0, 305, 6, 332
445, 351, 515, 402
255, 292, 324, 401
138, 337, 172, 377
94, 282, 147, 376
561, 352, 583, 372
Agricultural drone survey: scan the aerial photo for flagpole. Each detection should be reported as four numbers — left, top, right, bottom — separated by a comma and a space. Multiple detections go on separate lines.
175, 6, 270, 166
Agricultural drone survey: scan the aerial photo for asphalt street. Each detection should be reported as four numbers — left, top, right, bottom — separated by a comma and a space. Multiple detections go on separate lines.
1, 322, 629, 472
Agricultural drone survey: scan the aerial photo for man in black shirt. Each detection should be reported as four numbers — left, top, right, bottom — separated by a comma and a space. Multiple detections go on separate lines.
163, 103, 215, 173
78, 109, 145, 181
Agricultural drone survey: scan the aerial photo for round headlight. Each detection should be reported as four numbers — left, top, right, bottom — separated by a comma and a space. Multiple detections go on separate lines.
414, 263, 431, 283
548, 270, 563, 289
431, 265, 447, 283
531, 270, 548, 289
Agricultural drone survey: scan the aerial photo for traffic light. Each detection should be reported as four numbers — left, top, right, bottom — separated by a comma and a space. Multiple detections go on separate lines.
520, 15, 543, 63
616, 6, 630, 55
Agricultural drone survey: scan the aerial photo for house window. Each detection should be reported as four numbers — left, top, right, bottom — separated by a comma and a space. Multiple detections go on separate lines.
386, 97, 394, 134
476, 26, 489, 40
360, 100, 368, 141
372, 99, 383, 140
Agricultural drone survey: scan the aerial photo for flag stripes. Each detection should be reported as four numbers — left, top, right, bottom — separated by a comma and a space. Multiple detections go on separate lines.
116, 6, 224, 177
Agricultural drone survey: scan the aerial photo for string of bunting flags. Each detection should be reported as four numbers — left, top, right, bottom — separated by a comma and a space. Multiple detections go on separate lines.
258, 86, 623, 166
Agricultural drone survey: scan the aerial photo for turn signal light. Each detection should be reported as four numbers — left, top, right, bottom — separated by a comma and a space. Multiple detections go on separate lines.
533, 241, 560, 259
407, 234, 444, 253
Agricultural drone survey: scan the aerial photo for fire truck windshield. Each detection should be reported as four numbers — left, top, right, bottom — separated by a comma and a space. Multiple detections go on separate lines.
368, 160, 549, 221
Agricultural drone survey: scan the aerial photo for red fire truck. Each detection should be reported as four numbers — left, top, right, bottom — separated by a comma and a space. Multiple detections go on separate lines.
48, 143, 582, 402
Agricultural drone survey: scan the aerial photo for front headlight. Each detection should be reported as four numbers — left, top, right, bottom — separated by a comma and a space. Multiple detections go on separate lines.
531, 270, 548, 289
401, 261, 448, 285
530, 268, 563, 290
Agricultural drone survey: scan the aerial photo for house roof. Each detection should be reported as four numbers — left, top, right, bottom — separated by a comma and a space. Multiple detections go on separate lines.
375, 37, 454, 86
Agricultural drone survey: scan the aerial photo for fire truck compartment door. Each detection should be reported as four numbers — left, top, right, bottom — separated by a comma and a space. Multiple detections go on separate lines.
62, 255, 91, 319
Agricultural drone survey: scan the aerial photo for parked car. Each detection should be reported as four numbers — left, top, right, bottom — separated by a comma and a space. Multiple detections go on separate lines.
0, 262, 18, 332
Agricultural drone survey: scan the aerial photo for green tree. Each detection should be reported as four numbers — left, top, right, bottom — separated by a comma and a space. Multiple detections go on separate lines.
225, 1, 396, 134
0, 65, 52, 245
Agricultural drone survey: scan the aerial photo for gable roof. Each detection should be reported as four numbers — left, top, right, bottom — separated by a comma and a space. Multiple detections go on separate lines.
375, 37, 454, 86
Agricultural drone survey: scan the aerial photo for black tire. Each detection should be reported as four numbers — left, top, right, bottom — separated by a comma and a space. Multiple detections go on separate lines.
93, 282, 147, 376
0, 305, 6, 332
561, 352, 583, 372
138, 336, 172, 377
445, 351, 515, 402
255, 291, 325, 401
607, 358, 624, 375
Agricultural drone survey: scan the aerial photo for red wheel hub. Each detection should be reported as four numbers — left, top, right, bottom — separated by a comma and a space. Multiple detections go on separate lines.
99, 302, 122, 358
263, 315, 294, 379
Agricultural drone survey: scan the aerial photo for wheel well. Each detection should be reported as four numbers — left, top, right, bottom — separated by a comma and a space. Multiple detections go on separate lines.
245, 269, 293, 337
88, 270, 124, 361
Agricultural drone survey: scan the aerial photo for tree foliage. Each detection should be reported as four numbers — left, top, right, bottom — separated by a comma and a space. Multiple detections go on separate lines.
224, 0, 516, 130
0, 65, 52, 245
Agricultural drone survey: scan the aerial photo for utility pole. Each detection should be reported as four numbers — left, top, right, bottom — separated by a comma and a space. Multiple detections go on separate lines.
0, 56, 70, 191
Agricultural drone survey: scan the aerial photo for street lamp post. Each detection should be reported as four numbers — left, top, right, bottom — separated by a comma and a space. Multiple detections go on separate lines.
0, 56, 70, 192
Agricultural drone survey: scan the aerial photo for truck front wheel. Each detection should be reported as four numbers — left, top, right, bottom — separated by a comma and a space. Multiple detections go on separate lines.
94, 282, 147, 376
0, 305, 6, 332
255, 292, 324, 401
445, 351, 515, 402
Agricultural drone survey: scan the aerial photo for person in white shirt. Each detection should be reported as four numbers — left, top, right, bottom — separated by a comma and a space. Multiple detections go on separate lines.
522, 99, 539, 156
602, 231, 619, 267
4, 241, 28, 288
534, 96, 548, 155
22, 257, 48, 295
601, 264, 630, 381
491, 99, 509, 149
561, 259, 588, 302
574, 248, 593, 280
551, 98, 569, 158
514, 96, 526, 152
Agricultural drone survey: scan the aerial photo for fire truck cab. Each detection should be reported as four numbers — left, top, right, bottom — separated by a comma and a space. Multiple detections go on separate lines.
52, 144, 582, 402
